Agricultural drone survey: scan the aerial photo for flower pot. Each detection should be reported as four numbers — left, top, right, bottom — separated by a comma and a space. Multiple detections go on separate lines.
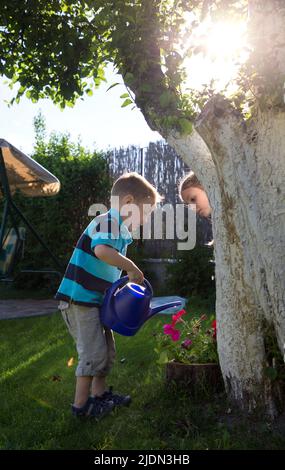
166, 360, 224, 395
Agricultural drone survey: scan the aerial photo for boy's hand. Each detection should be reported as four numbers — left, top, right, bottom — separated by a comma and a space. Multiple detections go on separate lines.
127, 266, 144, 284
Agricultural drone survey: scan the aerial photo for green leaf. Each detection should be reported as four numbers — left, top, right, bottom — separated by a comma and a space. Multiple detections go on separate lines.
178, 118, 193, 135
106, 82, 120, 92
121, 98, 133, 107
159, 91, 174, 108
120, 93, 129, 98
157, 351, 169, 365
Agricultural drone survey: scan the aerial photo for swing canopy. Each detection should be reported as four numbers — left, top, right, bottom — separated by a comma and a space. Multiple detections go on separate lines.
0, 139, 60, 197
0, 139, 62, 280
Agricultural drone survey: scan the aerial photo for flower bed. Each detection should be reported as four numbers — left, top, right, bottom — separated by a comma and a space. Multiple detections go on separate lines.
155, 309, 224, 394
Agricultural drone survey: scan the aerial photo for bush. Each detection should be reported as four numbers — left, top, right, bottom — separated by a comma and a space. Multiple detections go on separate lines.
165, 244, 215, 302
11, 113, 112, 290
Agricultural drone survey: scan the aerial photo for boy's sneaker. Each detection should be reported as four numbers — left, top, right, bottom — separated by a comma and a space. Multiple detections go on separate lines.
101, 386, 131, 407
72, 396, 114, 419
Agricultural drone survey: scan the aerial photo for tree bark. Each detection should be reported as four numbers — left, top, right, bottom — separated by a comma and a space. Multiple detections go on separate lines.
167, 95, 285, 417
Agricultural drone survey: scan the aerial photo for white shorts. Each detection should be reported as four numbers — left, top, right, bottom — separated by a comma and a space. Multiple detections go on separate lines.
59, 302, 116, 377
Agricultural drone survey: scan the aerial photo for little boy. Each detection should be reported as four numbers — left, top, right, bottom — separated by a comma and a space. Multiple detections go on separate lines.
55, 172, 160, 419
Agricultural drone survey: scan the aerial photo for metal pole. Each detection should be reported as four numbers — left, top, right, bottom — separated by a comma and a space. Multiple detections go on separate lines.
0, 200, 9, 248
9, 199, 63, 272
0, 148, 12, 248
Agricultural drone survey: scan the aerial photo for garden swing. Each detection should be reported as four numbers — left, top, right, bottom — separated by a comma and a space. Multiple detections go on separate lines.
0, 139, 63, 281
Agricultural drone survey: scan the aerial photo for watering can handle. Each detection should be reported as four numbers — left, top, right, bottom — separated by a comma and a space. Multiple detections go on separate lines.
107, 275, 153, 297
141, 277, 153, 297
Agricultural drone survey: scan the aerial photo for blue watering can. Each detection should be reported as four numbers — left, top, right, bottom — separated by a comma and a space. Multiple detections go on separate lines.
100, 276, 182, 336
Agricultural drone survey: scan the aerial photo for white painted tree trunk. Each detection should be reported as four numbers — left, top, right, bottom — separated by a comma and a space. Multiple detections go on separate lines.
126, 0, 285, 416
167, 99, 285, 417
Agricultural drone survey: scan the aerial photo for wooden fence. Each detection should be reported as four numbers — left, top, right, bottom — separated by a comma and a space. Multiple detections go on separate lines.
108, 142, 212, 258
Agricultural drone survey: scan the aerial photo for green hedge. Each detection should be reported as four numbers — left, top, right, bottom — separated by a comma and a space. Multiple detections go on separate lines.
10, 118, 111, 289
165, 244, 215, 305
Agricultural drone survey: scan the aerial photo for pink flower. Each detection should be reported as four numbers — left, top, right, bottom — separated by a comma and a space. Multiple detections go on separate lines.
212, 319, 217, 339
163, 324, 174, 335
163, 324, 181, 342
171, 309, 187, 326
171, 329, 181, 341
181, 339, 192, 350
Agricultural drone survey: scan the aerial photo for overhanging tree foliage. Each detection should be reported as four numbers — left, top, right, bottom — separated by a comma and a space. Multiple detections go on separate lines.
1, 0, 284, 417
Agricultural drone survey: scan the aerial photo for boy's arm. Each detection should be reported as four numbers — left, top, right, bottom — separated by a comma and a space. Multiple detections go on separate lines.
94, 245, 144, 284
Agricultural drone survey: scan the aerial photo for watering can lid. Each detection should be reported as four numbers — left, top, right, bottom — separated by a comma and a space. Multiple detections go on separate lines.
114, 281, 147, 298
108, 275, 153, 297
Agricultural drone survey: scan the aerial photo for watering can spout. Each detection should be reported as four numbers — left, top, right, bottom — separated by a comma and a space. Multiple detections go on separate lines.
149, 301, 182, 318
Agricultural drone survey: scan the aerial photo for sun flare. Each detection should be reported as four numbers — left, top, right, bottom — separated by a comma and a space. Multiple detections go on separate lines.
205, 22, 247, 60
183, 19, 248, 93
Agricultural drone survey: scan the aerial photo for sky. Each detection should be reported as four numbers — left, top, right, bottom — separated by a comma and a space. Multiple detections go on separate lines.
0, 65, 162, 155
0, 14, 247, 158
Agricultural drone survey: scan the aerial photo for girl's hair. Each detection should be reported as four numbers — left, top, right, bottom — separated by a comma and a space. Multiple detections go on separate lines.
111, 171, 163, 204
178, 171, 204, 200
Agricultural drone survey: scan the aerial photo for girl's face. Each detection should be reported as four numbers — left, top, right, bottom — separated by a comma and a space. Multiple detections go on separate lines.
181, 186, 211, 218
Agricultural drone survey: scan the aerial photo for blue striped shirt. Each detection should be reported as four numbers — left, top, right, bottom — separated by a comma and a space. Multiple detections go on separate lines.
55, 208, 133, 307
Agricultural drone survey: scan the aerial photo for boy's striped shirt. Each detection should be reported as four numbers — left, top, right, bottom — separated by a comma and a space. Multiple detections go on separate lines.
55, 208, 132, 307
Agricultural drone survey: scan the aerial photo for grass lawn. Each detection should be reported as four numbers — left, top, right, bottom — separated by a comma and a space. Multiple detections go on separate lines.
0, 295, 285, 450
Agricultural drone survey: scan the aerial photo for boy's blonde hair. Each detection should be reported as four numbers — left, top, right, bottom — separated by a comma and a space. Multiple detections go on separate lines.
111, 172, 162, 204
179, 171, 204, 201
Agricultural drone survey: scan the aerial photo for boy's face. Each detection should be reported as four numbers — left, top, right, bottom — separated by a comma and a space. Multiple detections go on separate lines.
120, 195, 155, 231
137, 199, 155, 227
181, 187, 211, 218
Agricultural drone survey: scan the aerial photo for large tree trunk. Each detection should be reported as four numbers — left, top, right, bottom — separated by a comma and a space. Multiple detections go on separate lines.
125, 0, 285, 417
167, 97, 285, 417
158, 0, 285, 418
